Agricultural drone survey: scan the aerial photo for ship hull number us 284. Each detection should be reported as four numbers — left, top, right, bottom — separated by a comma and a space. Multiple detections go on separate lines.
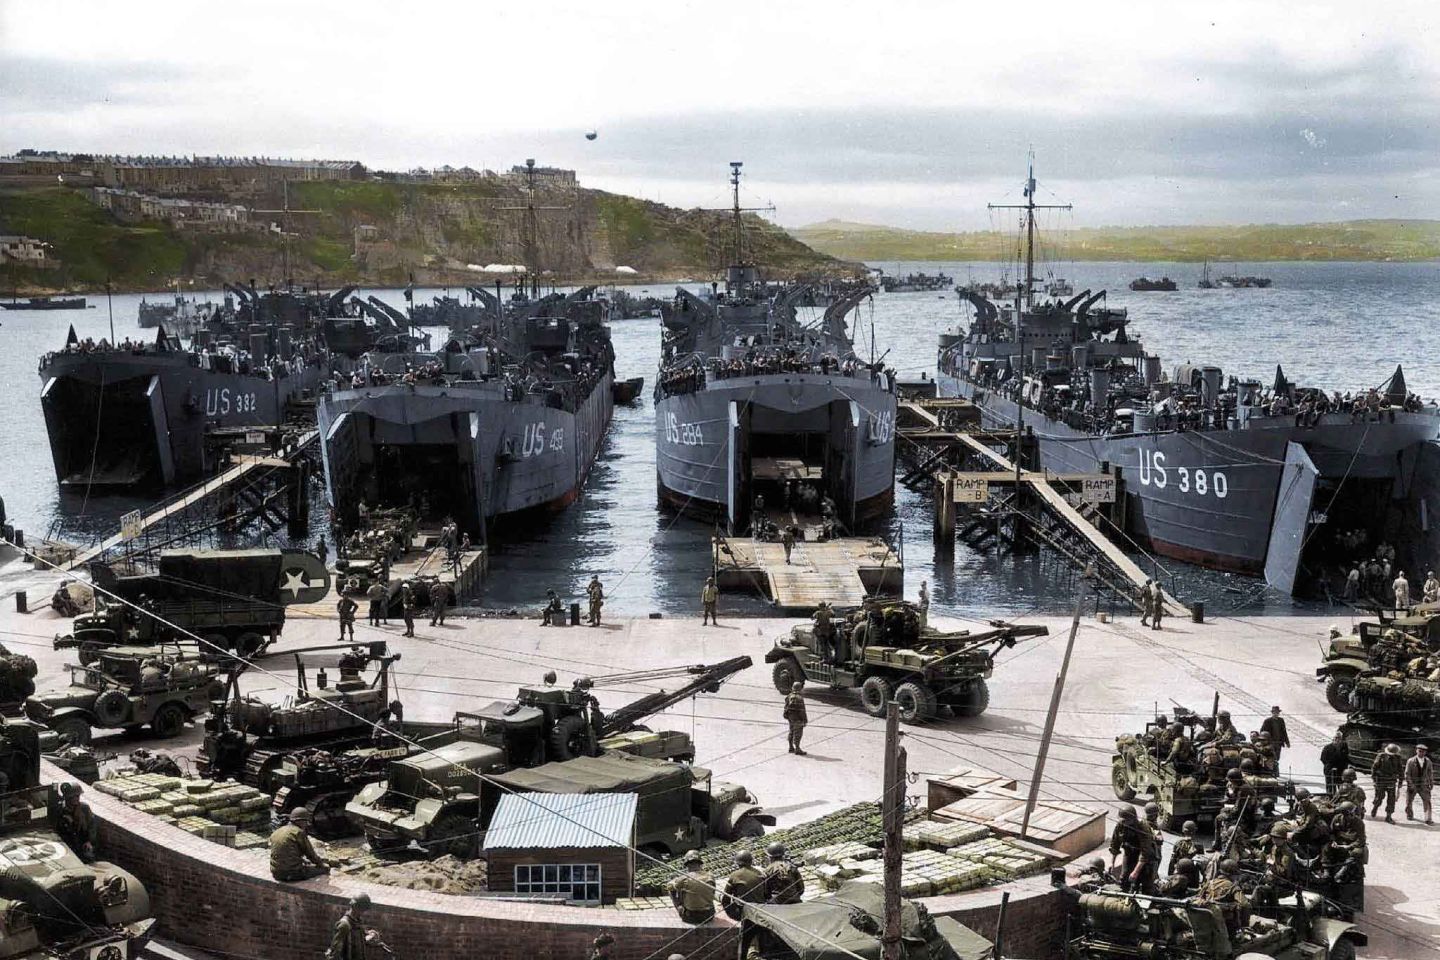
1136, 450, 1228, 498
666, 412, 705, 446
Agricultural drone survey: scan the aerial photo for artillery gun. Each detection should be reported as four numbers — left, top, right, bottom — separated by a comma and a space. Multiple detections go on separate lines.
0, 717, 155, 958
1062, 885, 1366, 960
1340, 673, 1440, 768
345, 657, 753, 856
1111, 703, 1292, 830
765, 601, 1047, 723
198, 642, 402, 791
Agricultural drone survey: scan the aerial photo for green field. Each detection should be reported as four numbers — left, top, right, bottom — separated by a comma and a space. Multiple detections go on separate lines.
790, 218, 1440, 262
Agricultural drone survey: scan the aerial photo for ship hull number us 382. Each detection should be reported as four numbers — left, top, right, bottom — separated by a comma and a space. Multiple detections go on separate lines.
1136, 450, 1228, 498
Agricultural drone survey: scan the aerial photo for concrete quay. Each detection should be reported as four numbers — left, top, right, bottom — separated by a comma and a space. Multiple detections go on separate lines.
1, 561, 1436, 958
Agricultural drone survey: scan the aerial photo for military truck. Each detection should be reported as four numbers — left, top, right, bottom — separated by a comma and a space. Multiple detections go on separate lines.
54, 549, 330, 662
1340, 673, 1440, 768
198, 642, 400, 791
1316, 614, 1440, 711
24, 647, 224, 744
765, 601, 1047, 723
739, 880, 993, 960
1063, 887, 1366, 960
0, 716, 155, 959
1111, 705, 1291, 830
353, 747, 772, 860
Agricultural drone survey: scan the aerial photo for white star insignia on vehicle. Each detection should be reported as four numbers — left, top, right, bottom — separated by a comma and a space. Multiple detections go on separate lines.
126, 627, 140, 640
282, 569, 310, 598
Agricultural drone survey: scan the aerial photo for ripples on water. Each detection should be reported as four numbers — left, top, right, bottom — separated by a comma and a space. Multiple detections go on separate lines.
3, 261, 1437, 617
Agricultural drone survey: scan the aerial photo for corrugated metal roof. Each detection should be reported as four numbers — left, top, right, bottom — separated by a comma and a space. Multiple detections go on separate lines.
483, 791, 637, 851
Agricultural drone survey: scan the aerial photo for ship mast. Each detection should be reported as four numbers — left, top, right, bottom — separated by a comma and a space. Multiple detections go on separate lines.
989, 155, 1070, 310
730, 161, 746, 264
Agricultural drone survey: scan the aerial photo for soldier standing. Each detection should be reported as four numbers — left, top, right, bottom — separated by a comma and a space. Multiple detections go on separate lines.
1343, 567, 1360, 601
325, 893, 390, 960
269, 807, 334, 881
1371, 742, 1404, 822
918, 580, 930, 630
1394, 570, 1411, 610
1260, 706, 1290, 765
1108, 806, 1148, 893
337, 594, 358, 642
763, 842, 804, 903
783, 682, 808, 756
57, 783, 96, 862
701, 576, 719, 626
1321, 731, 1351, 794
667, 851, 715, 924
1425, 570, 1440, 604
366, 581, 387, 627
428, 581, 450, 627
587, 576, 604, 626
812, 602, 835, 662
1404, 742, 1434, 824
400, 583, 416, 638
1139, 579, 1154, 627
1149, 586, 1164, 631
316, 536, 328, 566
721, 850, 768, 920
781, 526, 795, 564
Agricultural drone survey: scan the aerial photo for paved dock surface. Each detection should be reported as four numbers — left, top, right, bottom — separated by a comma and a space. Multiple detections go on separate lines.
1, 558, 1435, 958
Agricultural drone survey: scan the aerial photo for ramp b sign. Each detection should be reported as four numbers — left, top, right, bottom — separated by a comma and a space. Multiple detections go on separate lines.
952, 474, 990, 503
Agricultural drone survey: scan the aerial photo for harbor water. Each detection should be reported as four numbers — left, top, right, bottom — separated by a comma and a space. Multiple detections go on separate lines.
2, 260, 1438, 618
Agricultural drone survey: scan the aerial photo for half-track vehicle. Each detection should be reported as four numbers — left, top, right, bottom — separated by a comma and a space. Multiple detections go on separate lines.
1112, 705, 1292, 830
1340, 673, 1440, 768
766, 601, 1047, 723
1063, 887, 1366, 960
54, 549, 330, 661
0, 716, 155, 958
738, 880, 993, 960
1316, 614, 1440, 711
24, 647, 224, 745
198, 642, 399, 791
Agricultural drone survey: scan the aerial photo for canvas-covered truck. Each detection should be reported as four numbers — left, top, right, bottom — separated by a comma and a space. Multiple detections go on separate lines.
55, 549, 330, 662
1316, 612, 1440, 712
766, 601, 1047, 723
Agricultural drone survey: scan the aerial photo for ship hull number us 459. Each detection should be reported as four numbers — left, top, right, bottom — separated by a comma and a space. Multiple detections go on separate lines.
1136, 450, 1228, 498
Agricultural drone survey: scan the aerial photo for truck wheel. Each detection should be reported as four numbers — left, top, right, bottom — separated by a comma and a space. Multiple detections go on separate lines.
77, 643, 100, 666
151, 703, 187, 738
93, 689, 130, 728
236, 633, 265, 658
549, 714, 590, 761
859, 677, 892, 717
426, 813, 479, 860
203, 634, 231, 657
952, 680, 990, 717
771, 660, 802, 695
51, 716, 91, 747
1112, 761, 1137, 802
1325, 675, 1355, 712
732, 816, 766, 840
1327, 938, 1357, 960
894, 682, 937, 724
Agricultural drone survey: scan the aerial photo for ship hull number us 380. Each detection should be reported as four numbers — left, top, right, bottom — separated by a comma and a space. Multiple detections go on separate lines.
1136, 450, 1228, 498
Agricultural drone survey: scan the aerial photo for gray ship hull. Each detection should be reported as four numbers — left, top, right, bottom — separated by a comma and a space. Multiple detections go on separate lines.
937, 371, 1439, 591
655, 372, 897, 530
318, 371, 614, 537
38, 350, 323, 487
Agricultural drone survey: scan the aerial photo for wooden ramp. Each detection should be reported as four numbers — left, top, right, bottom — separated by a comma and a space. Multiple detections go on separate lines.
714, 535, 900, 610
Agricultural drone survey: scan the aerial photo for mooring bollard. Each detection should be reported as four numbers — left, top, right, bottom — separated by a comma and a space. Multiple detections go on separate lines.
570, 601, 581, 626
1191, 602, 1204, 623
14, 591, 26, 614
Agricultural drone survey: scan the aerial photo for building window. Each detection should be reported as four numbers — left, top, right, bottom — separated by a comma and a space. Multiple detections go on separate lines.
513, 863, 602, 903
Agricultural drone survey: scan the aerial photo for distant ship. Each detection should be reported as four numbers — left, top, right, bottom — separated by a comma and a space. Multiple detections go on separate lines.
1128, 276, 1177, 292
880, 271, 953, 293
1199, 262, 1272, 288
654, 163, 896, 531
2, 295, 87, 310
936, 162, 1439, 594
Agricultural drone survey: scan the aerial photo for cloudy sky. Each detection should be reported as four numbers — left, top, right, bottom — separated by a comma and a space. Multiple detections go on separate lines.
3, 0, 1437, 229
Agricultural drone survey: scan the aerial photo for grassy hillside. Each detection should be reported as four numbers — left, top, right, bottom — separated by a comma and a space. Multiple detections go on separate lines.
0, 180, 847, 294
791, 218, 1440, 262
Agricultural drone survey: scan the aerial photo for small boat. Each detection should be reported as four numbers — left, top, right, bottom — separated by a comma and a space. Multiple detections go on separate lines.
612, 376, 645, 404
1, 295, 89, 310
1198, 261, 1217, 289
1128, 277, 1177, 292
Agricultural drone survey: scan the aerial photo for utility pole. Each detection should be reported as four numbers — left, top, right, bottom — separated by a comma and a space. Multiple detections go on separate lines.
1021, 569, 1089, 838
105, 279, 115, 345
882, 700, 907, 960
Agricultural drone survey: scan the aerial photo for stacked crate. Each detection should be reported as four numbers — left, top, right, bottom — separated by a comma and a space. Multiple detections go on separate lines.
96, 772, 273, 845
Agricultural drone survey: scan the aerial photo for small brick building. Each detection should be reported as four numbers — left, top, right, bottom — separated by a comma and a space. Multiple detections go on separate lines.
484, 792, 637, 905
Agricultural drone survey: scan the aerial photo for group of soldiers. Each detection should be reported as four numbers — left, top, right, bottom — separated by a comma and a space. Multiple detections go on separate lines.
339, 579, 444, 641
1347, 623, 1440, 681
538, 575, 608, 626
1140, 707, 1291, 784
666, 842, 806, 924
1137, 578, 1165, 630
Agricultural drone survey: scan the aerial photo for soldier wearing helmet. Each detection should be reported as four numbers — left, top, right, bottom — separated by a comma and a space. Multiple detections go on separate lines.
1196, 859, 1248, 935
1109, 806, 1157, 893
721, 849, 767, 919
57, 782, 96, 862
1155, 857, 1198, 897
668, 851, 715, 924
1168, 820, 1200, 875
764, 842, 804, 904
1334, 767, 1366, 809
326, 892, 389, 960
269, 806, 335, 882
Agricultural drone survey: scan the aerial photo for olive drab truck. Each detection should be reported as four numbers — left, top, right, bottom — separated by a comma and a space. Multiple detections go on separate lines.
1316, 610, 1440, 712
345, 658, 755, 856
1111, 703, 1292, 830
198, 642, 400, 792
0, 717, 155, 958
766, 600, 1047, 723
23, 647, 225, 745
1063, 887, 1366, 960
1340, 673, 1440, 769
54, 549, 331, 662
